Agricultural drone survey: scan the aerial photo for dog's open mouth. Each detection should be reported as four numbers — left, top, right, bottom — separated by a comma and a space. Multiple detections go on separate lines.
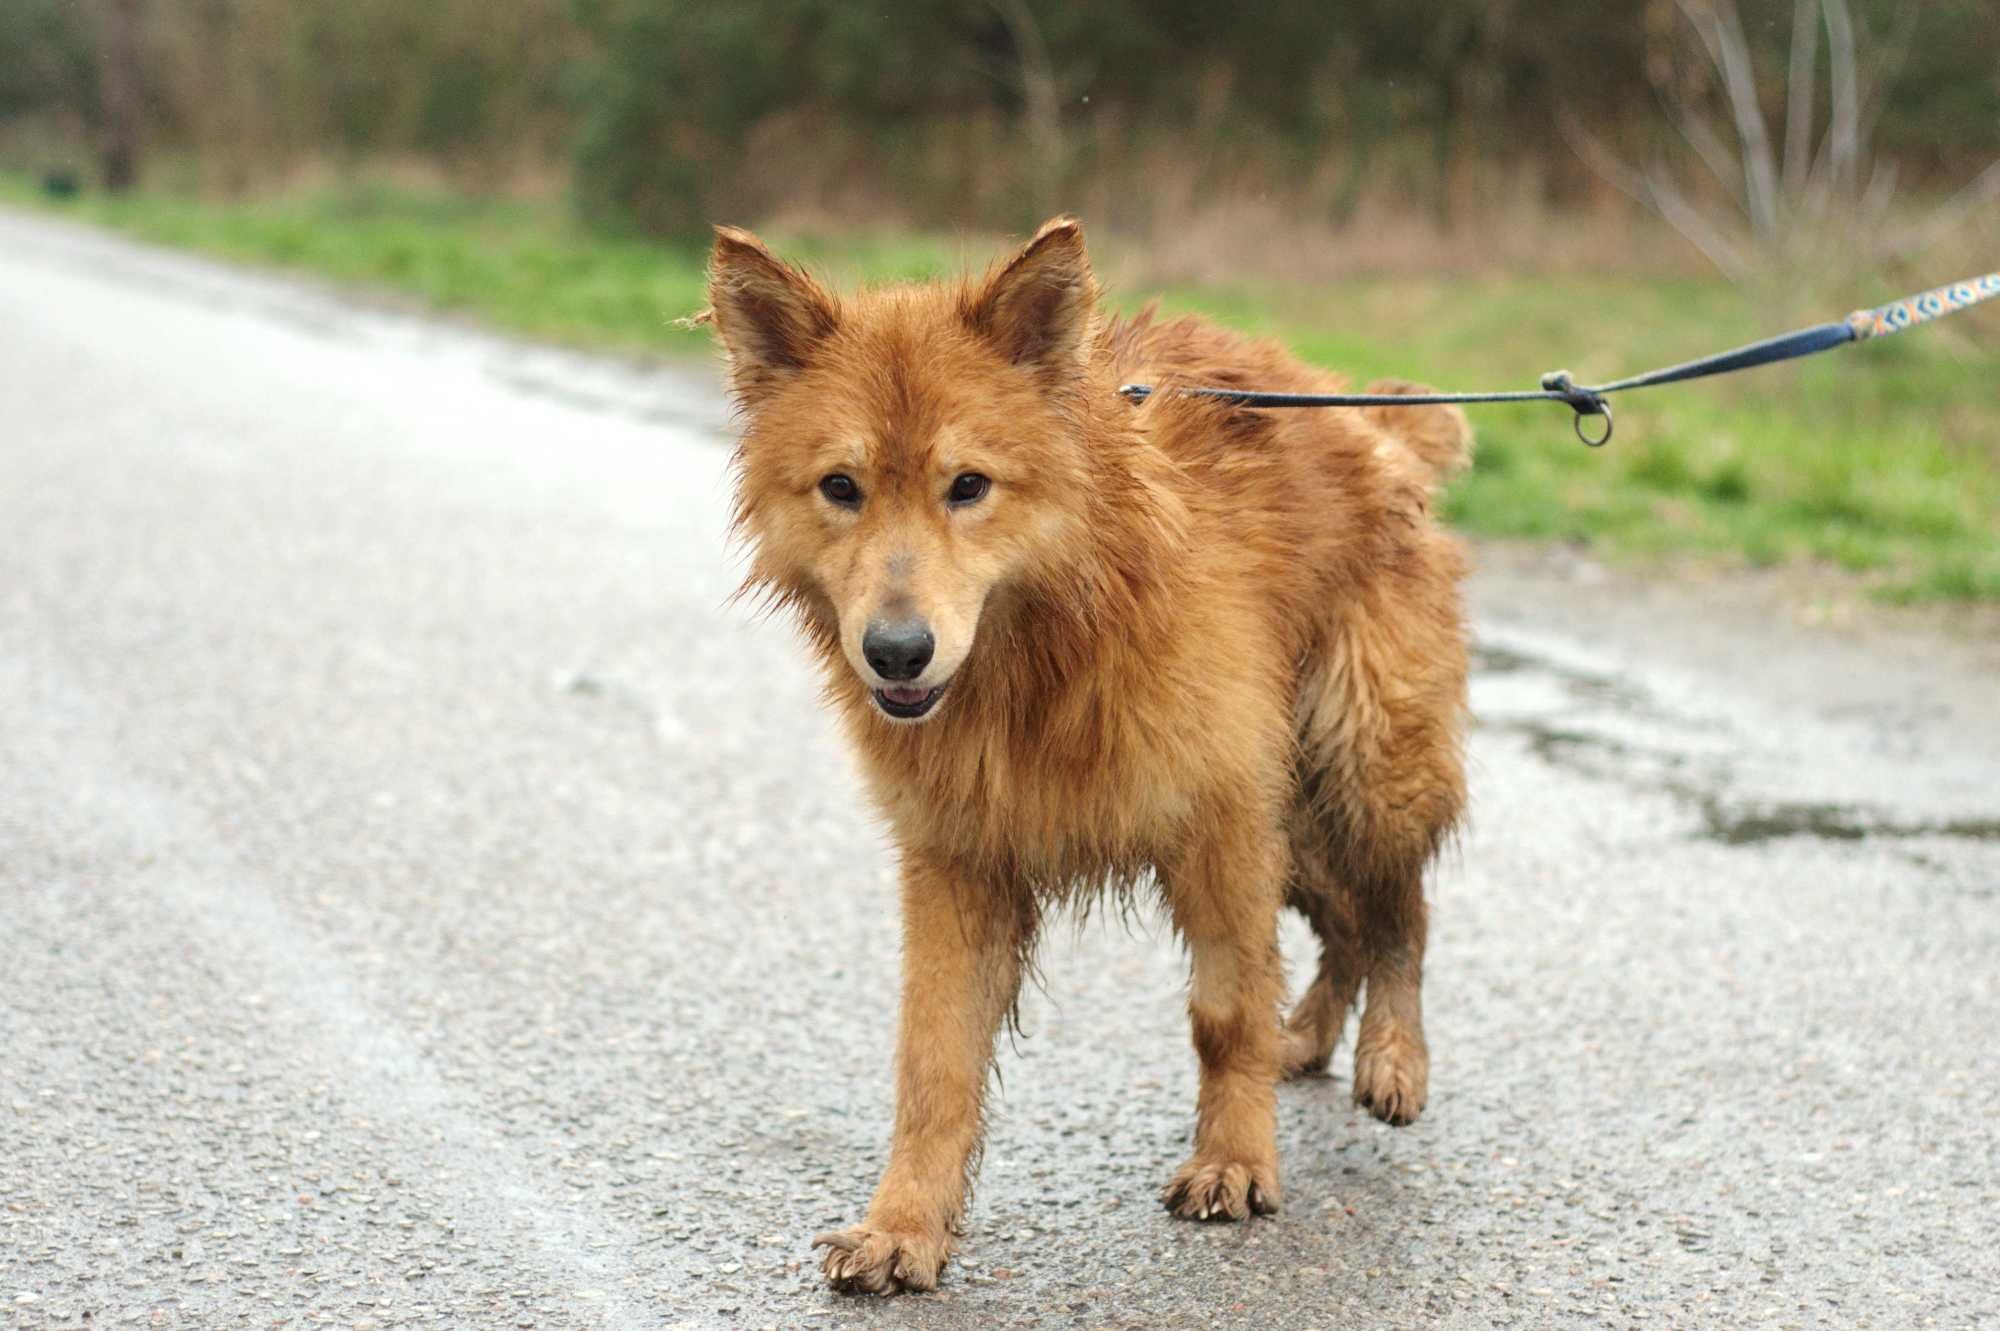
872, 681, 949, 720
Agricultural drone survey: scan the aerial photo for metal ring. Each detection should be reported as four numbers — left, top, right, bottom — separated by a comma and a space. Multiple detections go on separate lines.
1573, 402, 1613, 447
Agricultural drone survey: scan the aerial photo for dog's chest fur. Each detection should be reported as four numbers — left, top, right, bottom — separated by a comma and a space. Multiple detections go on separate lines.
840, 628, 1296, 893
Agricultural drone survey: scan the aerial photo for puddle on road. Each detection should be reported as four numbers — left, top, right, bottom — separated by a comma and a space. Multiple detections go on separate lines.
1473, 640, 2000, 850
1516, 723, 1647, 770
1698, 799, 2000, 847
1473, 645, 1657, 716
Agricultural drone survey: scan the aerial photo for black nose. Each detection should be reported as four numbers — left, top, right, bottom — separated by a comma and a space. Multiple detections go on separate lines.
862, 619, 935, 682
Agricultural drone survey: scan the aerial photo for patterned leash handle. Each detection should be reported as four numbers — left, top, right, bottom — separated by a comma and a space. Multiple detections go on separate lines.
1848, 273, 2000, 340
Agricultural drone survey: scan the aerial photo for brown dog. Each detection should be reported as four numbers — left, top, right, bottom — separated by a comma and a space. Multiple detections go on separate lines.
706, 217, 1471, 1295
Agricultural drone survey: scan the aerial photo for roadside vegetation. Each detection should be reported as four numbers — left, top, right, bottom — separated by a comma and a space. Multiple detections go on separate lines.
7, 173, 1992, 602
6, 1, 1995, 598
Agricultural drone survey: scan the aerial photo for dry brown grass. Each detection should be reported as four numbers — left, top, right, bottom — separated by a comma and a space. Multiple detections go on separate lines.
748, 137, 1716, 285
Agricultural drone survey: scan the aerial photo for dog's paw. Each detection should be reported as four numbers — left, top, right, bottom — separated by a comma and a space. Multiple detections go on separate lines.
1278, 1021, 1335, 1080
1279, 973, 1353, 1081
812, 1225, 949, 1295
1160, 1157, 1280, 1221
1352, 1030, 1428, 1126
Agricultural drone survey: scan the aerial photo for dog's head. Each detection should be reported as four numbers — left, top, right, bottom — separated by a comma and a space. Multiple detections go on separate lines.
708, 217, 1102, 724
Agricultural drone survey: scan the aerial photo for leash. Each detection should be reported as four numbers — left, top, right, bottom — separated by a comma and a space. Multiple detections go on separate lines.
1117, 272, 2000, 447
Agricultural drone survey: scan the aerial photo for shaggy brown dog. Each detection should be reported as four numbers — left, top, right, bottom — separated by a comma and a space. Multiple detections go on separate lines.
706, 217, 1471, 1296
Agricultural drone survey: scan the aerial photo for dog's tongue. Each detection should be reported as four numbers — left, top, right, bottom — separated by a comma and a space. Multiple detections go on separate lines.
880, 685, 929, 705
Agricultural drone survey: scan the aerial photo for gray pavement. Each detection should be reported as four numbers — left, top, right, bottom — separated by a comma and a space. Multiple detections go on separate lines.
2, 208, 1996, 1330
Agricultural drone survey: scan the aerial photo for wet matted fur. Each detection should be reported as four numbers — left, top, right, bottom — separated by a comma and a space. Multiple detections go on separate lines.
706, 217, 1471, 1295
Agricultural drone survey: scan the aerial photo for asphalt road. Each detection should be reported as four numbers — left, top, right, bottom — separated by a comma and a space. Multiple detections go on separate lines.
3, 208, 1997, 1331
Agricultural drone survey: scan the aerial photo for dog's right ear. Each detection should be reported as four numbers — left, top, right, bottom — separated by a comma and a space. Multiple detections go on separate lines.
705, 226, 839, 409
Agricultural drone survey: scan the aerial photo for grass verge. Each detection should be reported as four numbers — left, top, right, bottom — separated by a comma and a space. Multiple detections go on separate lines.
7, 174, 1996, 601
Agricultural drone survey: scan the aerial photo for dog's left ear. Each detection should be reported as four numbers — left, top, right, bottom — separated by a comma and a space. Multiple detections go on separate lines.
964, 216, 1098, 377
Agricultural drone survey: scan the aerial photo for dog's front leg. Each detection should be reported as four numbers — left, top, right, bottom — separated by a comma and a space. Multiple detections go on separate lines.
815, 853, 1028, 1294
1160, 813, 1286, 1220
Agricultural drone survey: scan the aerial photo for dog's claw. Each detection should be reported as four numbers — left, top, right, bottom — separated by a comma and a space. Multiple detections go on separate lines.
1352, 1031, 1429, 1127
1161, 1157, 1280, 1221
814, 1224, 948, 1295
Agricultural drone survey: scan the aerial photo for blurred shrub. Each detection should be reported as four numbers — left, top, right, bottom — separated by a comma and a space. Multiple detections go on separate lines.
136, 0, 579, 186
562, 0, 1998, 238
0, 0, 1992, 239
565, 0, 1639, 232
0, 0, 92, 116
0, 0, 96, 162
568, 0, 797, 233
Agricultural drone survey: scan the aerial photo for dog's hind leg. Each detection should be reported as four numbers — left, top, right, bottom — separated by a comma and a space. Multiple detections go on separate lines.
1293, 591, 1467, 1126
1281, 809, 1430, 1122
1349, 876, 1429, 1126
1279, 838, 1364, 1079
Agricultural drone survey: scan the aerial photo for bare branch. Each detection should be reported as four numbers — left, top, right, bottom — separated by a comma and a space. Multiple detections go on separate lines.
1822, 0, 1859, 203
1596, 0, 1987, 277
1858, 158, 1897, 228
1882, 158, 2000, 259
1864, 4, 1918, 106
1644, 165, 1753, 280
988, 0, 1065, 202
91, 0, 148, 191
1674, 0, 1730, 75
1558, 112, 1652, 203
1676, 0, 1780, 241
1803, 119, 1837, 222
1711, 0, 1782, 240
1558, 110, 1751, 280
1782, 0, 1818, 192
1664, 95, 1752, 218
1849, 6, 1914, 190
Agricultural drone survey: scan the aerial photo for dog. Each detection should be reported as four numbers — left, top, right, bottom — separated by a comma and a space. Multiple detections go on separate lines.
705, 216, 1471, 1295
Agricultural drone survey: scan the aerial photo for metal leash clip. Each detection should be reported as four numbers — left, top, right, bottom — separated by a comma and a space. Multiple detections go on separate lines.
1538, 371, 1613, 447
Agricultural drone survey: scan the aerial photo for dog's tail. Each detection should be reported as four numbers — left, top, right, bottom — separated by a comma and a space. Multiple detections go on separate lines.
1357, 378, 1474, 486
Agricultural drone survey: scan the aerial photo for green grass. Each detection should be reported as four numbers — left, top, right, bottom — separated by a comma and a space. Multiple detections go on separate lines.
7, 174, 1997, 600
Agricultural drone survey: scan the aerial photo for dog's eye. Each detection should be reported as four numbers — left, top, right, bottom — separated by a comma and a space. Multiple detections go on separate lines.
947, 472, 991, 507
819, 474, 860, 507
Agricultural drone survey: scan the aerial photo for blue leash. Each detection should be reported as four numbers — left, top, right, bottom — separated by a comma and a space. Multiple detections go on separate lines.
1117, 272, 2000, 446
